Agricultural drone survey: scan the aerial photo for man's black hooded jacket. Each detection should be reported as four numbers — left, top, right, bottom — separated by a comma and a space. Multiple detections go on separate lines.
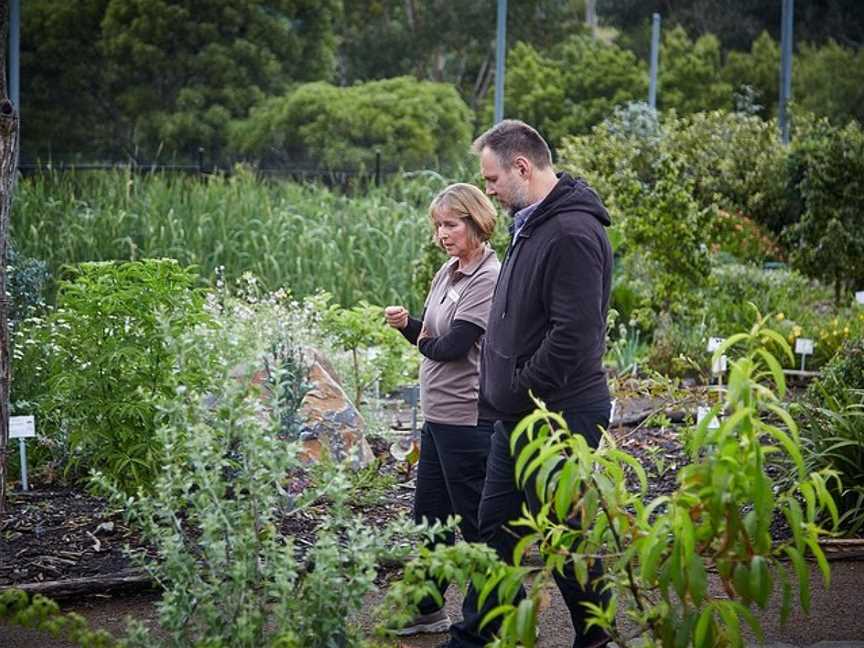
479, 172, 612, 421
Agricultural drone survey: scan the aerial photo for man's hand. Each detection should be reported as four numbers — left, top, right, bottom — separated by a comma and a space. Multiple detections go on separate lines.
384, 305, 409, 330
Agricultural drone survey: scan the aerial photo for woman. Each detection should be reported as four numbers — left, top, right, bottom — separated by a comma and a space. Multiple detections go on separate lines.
385, 183, 500, 636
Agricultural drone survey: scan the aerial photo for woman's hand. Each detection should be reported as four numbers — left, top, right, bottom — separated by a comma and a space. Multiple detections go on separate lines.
384, 305, 409, 330
418, 323, 431, 343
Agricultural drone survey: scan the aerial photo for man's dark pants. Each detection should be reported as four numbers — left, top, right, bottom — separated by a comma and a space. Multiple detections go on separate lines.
449, 403, 612, 648
415, 419, 495, 615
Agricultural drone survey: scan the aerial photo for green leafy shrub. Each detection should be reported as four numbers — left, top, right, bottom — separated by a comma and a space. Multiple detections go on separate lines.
7, 243, 50, 324
494, 35, 646, 145
93, 307, 419, 648
313, 293, 419, 404
33, 260, 210, 492
229, 76, 473, 169
796, 338, 864, 535
0, 590, 116, 647
389, 312, 838, 647
659, 26, 732, 114
786, 118, 864, 303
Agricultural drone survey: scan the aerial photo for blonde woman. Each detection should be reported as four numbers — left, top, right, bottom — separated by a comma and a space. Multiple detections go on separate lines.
385, 183, 500, 635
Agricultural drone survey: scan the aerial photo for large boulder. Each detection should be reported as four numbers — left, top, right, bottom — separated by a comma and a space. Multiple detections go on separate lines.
235, 347, 374, 469
297, 349, 375, 468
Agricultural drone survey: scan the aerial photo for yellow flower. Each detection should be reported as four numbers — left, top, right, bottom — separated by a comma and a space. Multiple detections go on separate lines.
775, 313, 785, 321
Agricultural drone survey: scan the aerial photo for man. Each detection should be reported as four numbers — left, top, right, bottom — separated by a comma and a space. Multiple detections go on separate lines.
447, 120, 613, 648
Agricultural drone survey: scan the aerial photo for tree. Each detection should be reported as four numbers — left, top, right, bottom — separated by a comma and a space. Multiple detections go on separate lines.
229, 76, 473, 169
336, 0, 587, 110
786, 118, 864, 303
659, 26, 732, 114
722, 31, 780, 119
496, 35, 646, 146
0, 0, 21, 513
602, 0, 864, 54
20, 0, 112, 160
22, 0, 341, 161
795, 39, 864, 127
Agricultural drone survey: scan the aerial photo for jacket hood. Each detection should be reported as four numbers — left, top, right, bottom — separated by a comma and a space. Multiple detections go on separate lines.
523, 172, 611, 231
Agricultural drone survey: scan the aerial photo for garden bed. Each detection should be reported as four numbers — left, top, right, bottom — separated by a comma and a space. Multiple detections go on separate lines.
3, 392, 854, 599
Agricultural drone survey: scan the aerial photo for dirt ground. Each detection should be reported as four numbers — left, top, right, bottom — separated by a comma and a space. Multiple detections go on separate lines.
2, 560, 863, 647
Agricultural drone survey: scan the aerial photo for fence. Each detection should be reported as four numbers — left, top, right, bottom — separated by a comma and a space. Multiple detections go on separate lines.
18, 150, 397, 189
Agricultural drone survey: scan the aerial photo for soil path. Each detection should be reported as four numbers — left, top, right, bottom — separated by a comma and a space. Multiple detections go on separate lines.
2, 561, 863, 647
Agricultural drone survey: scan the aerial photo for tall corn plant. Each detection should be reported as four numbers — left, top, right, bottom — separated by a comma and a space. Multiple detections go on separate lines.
389, 310, 838, 647
12, 168, 444, 312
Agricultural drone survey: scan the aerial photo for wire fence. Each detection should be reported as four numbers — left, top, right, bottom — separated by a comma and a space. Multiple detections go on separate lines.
18, 151, 398, 189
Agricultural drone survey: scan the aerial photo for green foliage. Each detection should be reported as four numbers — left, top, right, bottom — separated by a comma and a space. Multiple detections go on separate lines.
7, 243, 50, 325
797, 338, 864, 535
33, 260, 209, 492
785, 118, 864, 303
313, 293, 418, 404
796, 40, 864, 127
229, 77, 473, 169
0, 590, 117, 647
12, 168, 437, 312
338, 0, 585, 108
24, 0, 341, 160
659, 27, 732, 114
497, 35, 646, 145
609, 154, 712, 318
665, 111, 790, 236
722, 32, 780, 120
92, 308, 419, 648
389, 312, 838, 647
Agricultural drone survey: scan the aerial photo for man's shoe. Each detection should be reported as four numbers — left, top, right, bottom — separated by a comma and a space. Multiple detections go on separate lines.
391, 607, 452, 636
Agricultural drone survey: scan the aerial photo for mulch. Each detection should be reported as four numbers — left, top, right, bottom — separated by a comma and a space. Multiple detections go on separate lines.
4, 393, 841, 596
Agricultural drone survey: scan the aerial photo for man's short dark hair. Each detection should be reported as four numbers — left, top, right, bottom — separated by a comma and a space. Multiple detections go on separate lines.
472, 119, 552, 170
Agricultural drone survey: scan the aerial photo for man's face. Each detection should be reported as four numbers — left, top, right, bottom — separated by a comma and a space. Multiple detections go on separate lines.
479, 147, 529, 215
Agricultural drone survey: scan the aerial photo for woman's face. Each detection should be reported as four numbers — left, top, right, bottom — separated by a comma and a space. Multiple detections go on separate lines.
434, 207, 476, 260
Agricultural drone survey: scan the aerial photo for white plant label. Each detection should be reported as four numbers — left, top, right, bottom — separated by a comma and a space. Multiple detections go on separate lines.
711, 354, 728, 375
9, 415, 35, 439
795, 338, 814, 356
707, 337, 724, 353
856, 291, 864, 305
697, 406, 720, 430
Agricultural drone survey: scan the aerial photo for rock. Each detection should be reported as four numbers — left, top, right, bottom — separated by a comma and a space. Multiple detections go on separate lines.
229, 347, 374, 469
297, 352, 375, 469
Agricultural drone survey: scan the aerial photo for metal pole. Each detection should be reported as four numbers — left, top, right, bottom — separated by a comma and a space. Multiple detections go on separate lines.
19, 439, 28, 492
648, 13, 661, 109
494, 0, 507, 124
9, 0, 19, 110
778, 0, 794, 144
586, 0, 597, 39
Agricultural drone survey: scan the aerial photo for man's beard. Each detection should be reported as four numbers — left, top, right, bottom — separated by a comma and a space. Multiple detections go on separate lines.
507, 185, 531, 216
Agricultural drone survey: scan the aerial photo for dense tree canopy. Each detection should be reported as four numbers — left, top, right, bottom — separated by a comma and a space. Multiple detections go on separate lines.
23, 0, 340, 161
18, 0, 864, 164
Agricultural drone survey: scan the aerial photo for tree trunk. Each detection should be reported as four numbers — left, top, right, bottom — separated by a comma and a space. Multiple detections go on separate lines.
0, 0, 21, 514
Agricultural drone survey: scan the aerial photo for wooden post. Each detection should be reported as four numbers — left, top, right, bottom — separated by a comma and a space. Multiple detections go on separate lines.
0, 0, 21, 513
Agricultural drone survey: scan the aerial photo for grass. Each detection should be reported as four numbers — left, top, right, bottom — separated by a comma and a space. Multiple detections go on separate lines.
13, 166, 452, 311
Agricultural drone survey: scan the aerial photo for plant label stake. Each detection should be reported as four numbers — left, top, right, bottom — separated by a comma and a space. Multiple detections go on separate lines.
856, 291, 864, 306
696, 406, 720, 430
795, 337, 814, 371
9, 415, 35, 491
707, 337, 724, 353
711, 354, 728, 402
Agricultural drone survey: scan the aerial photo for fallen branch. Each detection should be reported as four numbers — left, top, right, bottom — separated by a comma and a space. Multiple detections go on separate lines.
0, 569, 155, 600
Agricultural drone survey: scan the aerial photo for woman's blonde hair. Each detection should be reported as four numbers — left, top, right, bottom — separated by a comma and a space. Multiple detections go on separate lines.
428, 183, 497, 250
